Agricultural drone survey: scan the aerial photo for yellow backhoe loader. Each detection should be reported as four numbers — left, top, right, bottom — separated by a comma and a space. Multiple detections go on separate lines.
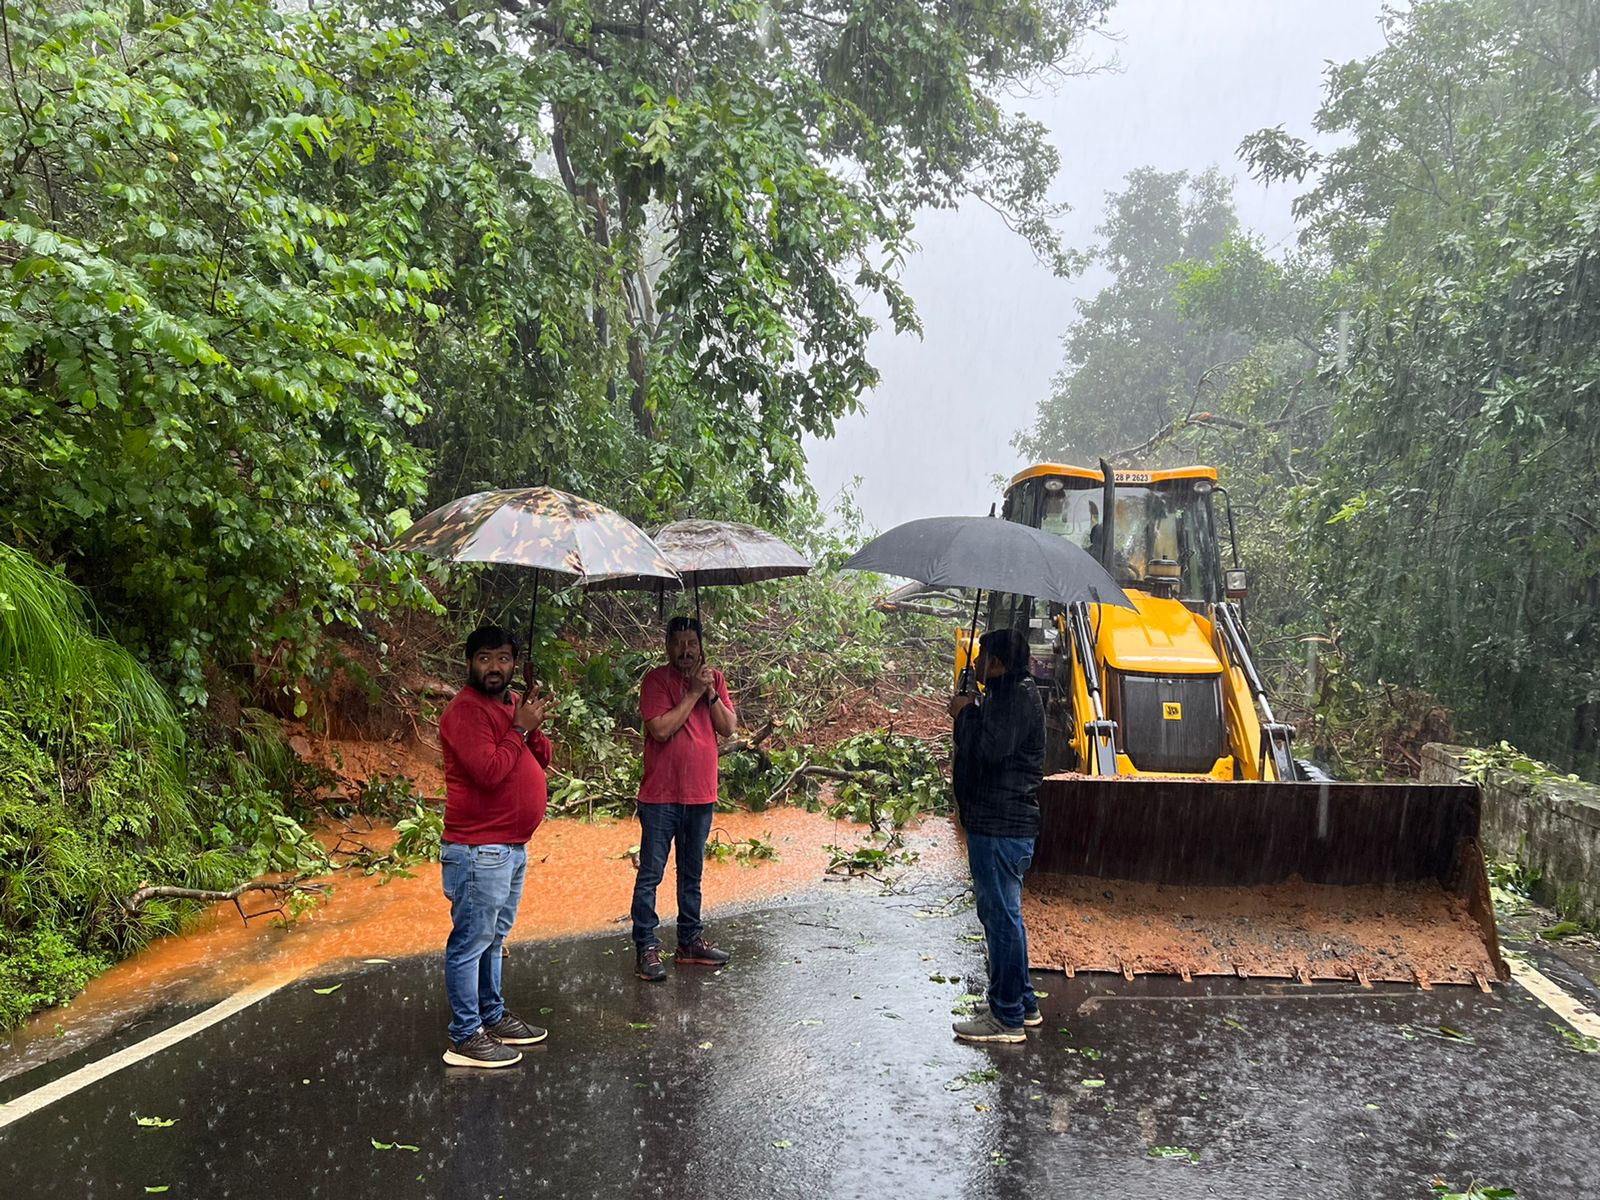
962, 462, 1506, 989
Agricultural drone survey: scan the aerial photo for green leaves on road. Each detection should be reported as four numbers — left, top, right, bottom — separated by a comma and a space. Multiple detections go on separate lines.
1148, 1146, 1200, 1163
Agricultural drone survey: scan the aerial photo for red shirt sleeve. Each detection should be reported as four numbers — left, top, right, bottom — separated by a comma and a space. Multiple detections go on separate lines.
714, 670, 732, 708
440, 698, 526, 789
641, 669, 675, 722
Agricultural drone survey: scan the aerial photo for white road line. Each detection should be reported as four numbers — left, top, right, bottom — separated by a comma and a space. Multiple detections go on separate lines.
0, 979, 285, 1131
1507, 956, 1600, 1039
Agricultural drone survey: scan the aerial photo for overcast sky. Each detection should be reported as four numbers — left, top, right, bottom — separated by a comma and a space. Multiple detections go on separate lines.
803, 0, 1390, 532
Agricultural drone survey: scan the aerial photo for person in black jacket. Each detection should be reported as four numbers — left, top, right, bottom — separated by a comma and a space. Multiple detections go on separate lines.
949, 627, 1045, 1044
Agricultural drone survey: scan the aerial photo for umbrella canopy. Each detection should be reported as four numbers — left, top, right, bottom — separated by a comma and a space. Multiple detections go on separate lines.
389, 487, 680, 585
587, 519, 812, 592
391, 487, 679, 689
840, 516, 1133, 610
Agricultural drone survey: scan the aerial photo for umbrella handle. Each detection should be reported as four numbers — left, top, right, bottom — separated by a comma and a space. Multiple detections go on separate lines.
523, 569, 540, 692
960, 589, 983, 694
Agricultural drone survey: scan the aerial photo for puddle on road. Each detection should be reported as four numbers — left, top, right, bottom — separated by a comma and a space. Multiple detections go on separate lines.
3, 808, 959, 1076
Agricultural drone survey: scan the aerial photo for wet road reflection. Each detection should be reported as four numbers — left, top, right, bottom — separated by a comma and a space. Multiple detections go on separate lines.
2, 812, 1598, 1198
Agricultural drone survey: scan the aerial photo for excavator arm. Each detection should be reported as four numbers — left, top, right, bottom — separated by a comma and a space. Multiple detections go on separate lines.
1211, 601, 1298, 782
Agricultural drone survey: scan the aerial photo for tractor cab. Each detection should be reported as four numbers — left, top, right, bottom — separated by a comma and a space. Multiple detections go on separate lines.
1003, 464, 1233, 605
984, 465, 1240, 687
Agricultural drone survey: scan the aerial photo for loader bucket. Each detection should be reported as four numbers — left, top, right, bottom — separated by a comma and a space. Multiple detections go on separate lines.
1023, 777, 1507, 988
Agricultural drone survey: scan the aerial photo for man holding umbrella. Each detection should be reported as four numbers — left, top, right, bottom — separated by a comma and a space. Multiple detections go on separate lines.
632, 615, 738, 981
839, 509, 1130, 1042
438, 625, 554, 1067
948, 627, 1046, 1043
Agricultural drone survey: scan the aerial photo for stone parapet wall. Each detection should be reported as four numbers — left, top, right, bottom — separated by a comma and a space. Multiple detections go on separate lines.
1423, 743, 1600, 928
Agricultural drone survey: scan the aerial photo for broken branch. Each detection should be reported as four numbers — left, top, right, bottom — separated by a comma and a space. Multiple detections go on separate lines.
123, 877, 328, 922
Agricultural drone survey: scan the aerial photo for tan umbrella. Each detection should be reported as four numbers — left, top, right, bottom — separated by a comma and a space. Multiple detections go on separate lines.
587, 519, 811, 626
391, 487, 681, 685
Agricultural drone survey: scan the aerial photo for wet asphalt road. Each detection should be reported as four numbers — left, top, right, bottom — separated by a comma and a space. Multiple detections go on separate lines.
2, 871, 1598, 1200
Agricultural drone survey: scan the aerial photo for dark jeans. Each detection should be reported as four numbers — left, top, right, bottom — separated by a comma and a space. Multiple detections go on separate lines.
631, 802, 715, 950
966, 834, 1037, 1028
440, 841, 526, 1044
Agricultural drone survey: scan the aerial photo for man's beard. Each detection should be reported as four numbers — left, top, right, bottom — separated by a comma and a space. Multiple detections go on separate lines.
469, 667, 510, 698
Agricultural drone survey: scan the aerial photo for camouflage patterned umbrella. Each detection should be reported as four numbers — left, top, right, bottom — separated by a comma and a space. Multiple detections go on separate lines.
390, 487, 680, 683
587, 519, 811, 626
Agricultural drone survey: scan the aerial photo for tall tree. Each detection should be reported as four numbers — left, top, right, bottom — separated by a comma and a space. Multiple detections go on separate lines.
0, 0, 1113, 697
0, 0, 443, 699
383, 0, 1113, 518
1244, 0, 1600, 772
1014, 167, 1244, 463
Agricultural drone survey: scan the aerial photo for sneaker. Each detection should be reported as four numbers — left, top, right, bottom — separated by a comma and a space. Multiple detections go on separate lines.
483, 1011, 548, 1045
675, 936, 730, 966
985, 1003, 1043, 1028
952, 1012, 1026, 1044
443, 1028, 523, 1068
637, 945, 666, 982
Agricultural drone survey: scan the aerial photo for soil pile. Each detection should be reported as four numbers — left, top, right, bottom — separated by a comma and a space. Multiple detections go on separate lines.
1024, 873, 1502, 987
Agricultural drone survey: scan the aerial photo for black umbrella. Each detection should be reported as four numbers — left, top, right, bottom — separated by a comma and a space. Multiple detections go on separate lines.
841, 514, 1133, 690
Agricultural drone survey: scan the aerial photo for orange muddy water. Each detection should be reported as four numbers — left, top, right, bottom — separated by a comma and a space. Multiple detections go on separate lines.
3, 809, 959, 1075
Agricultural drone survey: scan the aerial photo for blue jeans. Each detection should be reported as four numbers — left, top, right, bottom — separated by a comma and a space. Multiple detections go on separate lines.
967, 834, 1037, 1028
632, 802, 715, 950
441, 841, 526, 1044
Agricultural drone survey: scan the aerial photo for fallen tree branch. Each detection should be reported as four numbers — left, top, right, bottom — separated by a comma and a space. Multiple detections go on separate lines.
875, 599, 966, 618
718, 716, 776, 757
123, 876, 329, 922
761, 760, 877, 808
763, 757, 812, 806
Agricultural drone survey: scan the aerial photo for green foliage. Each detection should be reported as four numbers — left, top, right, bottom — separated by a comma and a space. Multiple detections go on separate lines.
0, 0, 444, 703
1555, 1026, 1600, 1054
704, 832, 777, 866
0, 544, 183, 751
392, 801, 443, 864
1536, 920, 1582, 941
1488, 857, 1540, 919
1430, 1182, 1518, 1200
0, 543, 311, 1030
1013, 168, 1246, 463
824, 833, 920, 877
1460, 742, 1579, 786
366, 0, 1112, 526
726, 729, 948, 827
1245, 0, 1600, 776
352, 774, 421, 819
818, 732, 949, 827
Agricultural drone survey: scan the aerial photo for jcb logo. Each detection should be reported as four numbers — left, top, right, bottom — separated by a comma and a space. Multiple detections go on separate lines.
1162, 702, 1183, 721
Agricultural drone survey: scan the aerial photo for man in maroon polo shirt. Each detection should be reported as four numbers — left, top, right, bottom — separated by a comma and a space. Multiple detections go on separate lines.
632, 615, 737, 981
437, 625, 553, 1068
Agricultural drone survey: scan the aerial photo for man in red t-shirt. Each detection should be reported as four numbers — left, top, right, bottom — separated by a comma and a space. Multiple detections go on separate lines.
436, 625, 553, 1067
632, 615, 737, 981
